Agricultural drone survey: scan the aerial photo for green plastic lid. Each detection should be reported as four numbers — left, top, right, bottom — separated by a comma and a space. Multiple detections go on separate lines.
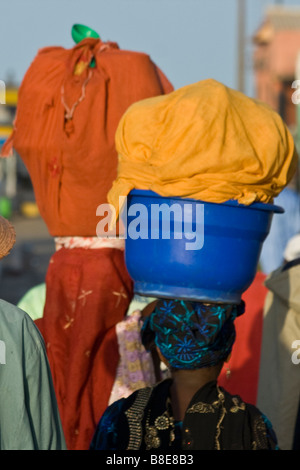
72, 24, 100, 44
71, 24, 100, 68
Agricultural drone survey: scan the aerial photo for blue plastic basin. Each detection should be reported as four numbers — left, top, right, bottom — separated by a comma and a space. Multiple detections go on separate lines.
121, 189, 283, 303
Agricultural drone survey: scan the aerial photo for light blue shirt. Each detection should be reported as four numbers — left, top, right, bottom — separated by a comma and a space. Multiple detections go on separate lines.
0, 299, 66, 450
259, 187, 300, 274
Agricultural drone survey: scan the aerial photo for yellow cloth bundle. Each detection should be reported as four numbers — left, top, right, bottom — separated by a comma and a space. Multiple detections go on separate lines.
108, 79, 298, 220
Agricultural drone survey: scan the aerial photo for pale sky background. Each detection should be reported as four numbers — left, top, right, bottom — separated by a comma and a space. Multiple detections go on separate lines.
0, 0, 300, 98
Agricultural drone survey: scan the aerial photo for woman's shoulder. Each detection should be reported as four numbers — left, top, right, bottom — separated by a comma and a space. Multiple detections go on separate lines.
220, 386, 279, 450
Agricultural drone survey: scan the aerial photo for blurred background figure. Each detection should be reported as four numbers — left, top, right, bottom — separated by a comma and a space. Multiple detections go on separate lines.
0, 215, 66, 450
256, 232, 300, 450
259, 184, 300, 274
254, 6, 300, 274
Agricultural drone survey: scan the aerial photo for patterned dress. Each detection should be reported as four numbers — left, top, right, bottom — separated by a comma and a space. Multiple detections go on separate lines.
90, 379, 279, 451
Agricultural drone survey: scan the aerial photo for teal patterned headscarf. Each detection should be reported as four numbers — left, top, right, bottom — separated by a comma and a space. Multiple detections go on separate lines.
141, 299, 245, 370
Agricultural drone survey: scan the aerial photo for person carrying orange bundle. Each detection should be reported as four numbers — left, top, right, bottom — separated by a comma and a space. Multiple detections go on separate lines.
92, 78, 298, 451
1, 26, 173, 450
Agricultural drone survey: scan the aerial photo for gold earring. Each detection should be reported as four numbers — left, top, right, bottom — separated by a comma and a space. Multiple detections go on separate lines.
225, 364, 231, 379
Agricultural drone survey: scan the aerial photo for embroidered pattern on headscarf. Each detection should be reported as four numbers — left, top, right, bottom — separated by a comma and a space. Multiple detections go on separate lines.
141, 299, 244, 370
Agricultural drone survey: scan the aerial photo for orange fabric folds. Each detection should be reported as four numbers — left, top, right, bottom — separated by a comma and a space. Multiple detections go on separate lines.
1, 38, 173, 236
108, 79, 298, 220
35, 246, 133, 450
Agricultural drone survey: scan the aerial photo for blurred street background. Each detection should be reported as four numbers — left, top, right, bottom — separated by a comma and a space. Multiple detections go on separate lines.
0, 170, 54, 306
1, 0, 300, 306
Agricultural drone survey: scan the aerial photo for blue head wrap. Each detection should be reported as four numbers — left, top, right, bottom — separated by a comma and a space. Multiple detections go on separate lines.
141, 299, 244, 370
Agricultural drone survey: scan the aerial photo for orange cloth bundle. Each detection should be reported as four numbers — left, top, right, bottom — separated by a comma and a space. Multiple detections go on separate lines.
108, 79, 298, 220
1, 38, 173, 236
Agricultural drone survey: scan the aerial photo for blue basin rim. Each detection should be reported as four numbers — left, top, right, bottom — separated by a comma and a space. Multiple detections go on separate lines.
133, 282, 244, 304
128, 189, 284, 214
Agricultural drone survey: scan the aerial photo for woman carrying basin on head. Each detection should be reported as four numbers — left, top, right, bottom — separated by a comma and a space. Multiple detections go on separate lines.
91, 79, 297, 450
90, 298, 278, 450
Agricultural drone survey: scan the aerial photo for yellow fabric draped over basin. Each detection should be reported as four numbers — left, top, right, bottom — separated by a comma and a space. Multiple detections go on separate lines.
108, 79, 298, 220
